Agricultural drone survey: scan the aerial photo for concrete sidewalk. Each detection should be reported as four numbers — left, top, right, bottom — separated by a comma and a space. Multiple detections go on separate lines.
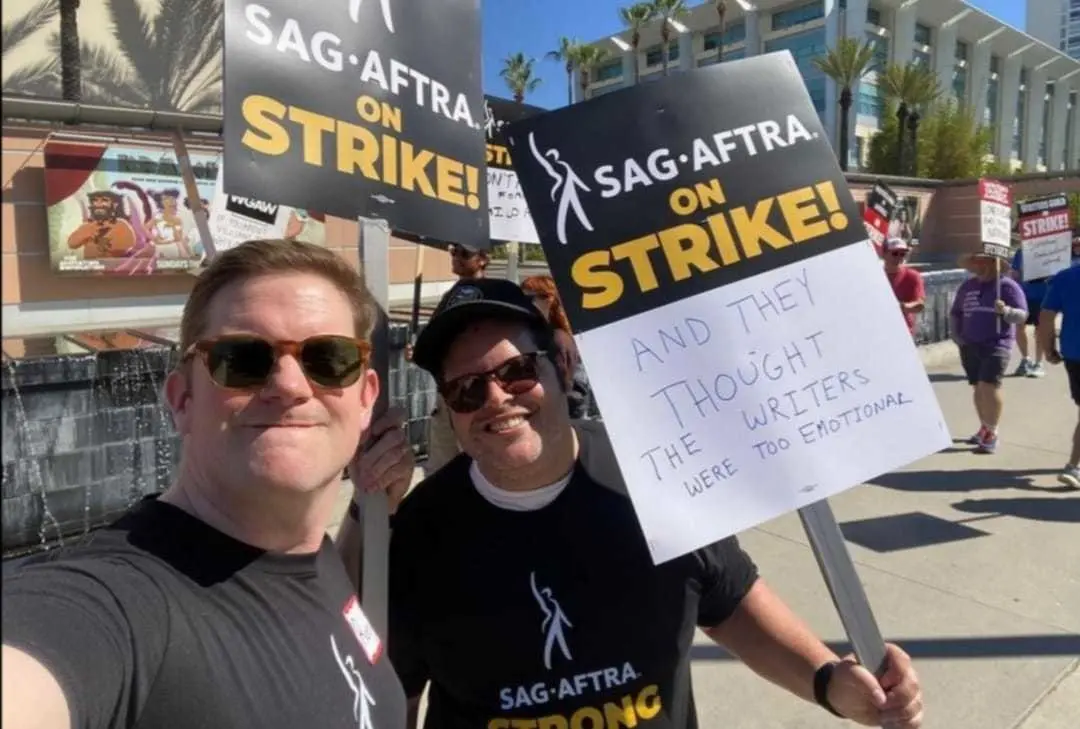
692, 355, 1078, 728
330, 350, 1079, 728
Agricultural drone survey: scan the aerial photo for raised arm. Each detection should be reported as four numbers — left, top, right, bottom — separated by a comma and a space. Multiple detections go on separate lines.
2, 646, 71, 729
694, 538, 923, 727
2, 560, 167, 729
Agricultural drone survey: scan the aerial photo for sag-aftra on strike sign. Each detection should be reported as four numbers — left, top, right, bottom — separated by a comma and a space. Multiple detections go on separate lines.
223, 0, 489, 246
507, 52, 950, 564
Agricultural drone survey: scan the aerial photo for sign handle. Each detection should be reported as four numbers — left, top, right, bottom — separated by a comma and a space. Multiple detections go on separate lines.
995, 257, 1002, 335
506, 241, 520, 283
171, 129, 217, 260
798, 499, 888, 677
354, 217, 392, 641
410, 244, 426, 344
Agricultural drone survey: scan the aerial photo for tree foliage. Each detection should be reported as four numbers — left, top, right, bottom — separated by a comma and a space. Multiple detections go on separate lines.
867, 99, 1000, 179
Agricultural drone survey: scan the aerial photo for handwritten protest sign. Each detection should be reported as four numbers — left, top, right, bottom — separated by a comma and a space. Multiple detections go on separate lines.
1017, 194, 1072, 281
978, 179, 1012, 258
485, 96, 542, 244
222, 0, 489, 247
507, 52, 950, 564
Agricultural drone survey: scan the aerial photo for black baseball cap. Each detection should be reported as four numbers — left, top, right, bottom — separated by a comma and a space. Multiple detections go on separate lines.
412, 278, 549, 375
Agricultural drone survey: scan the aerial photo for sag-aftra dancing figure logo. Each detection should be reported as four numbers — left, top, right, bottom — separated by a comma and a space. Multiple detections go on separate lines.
331, 634, 378, 729
349, 0, 395, 33
528, 133, 594, 245
530, 572, 573, 670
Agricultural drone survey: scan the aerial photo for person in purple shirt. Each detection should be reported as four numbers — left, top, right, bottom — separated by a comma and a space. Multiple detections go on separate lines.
950, 252, 1028, 454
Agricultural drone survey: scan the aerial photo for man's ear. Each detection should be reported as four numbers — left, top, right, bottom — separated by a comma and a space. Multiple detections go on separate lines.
164, 369, 192, 435
360, 367, 379, 409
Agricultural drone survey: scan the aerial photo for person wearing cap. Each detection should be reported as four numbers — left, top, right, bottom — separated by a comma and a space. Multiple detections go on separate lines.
882, 237, 925, 339
384, 277, 925, 729
1037, 260, 1080, 488
1009, 246, 1048, 378
423, 244, 492, 474
950, 251, 1028, 454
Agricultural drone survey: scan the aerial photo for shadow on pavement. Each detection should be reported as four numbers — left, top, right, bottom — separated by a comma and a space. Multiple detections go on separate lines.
951, 496, 1080, 523
690, 634, 1080, 662
927, 372, 968, 383
869, 468, 1064, 494
839, 511, 991, 553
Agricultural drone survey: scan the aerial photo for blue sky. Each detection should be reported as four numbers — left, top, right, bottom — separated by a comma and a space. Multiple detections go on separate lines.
481, 0, 1027, 109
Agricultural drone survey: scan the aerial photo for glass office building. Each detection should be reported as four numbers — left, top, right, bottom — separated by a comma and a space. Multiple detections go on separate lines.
582, 0, 1080, 172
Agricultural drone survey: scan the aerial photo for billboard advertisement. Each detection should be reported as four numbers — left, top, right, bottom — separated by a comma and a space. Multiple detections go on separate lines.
44, 141, 325, 275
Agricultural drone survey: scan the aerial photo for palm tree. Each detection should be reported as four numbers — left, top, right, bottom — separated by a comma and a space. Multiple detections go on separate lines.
1, 0, 59, 95
571, 45, 611, 102
78, 0, 224, 112
714, 0, 727, 63
500, 52, 542, 103
879, 61, 941, 174
59, 0, 81, 100
650, 0, 688, 76
813, 37, 876, 170
546, 37, 581, 107
619, 3, 653, 84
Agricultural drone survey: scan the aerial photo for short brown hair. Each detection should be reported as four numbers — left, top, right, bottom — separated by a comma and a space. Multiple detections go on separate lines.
179, 239, 376, 353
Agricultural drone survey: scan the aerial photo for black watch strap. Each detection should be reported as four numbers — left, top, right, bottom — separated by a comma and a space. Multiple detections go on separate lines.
813, 661, 845, 718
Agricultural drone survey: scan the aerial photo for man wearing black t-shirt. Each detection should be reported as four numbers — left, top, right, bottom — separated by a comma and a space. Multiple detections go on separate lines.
389, 278, 924, 729
2, 239, 414, 729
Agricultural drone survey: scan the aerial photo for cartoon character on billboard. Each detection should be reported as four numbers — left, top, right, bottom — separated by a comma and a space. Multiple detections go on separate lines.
148, 188, 193, 259
66, 190, 138, 259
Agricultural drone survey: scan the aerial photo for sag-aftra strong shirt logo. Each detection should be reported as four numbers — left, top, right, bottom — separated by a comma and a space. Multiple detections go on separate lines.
491, 572, 663, 729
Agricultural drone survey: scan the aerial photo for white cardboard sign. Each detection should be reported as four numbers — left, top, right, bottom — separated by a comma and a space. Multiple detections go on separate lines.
487, 167, 540, 244
978, 179, 1012, 247
1018, 196, 1072, 281
576, 243, 950, 563
209, 164, 293, 252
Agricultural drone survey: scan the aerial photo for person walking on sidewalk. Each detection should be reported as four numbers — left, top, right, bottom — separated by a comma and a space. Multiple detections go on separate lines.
387, 277, 925, 729
882, 237, 925, 339
1009, 246, 1048, 378
1037, 262, 1080, 488
950, 251, 1028, 454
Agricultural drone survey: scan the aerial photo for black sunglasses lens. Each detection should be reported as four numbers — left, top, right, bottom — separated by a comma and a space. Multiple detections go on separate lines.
496, 356, 540, 395
300, 337, 365, 388
206, 338, 275, 388
442, 354, 541, 414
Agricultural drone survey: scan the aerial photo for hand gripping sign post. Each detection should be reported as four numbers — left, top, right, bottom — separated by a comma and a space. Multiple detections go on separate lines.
1017, 194, 1074, 281
507, 52, 951, 676
222, 0, 490, 640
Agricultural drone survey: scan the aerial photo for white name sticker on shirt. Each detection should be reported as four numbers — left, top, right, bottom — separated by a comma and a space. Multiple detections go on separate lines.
342, 595, 383, 664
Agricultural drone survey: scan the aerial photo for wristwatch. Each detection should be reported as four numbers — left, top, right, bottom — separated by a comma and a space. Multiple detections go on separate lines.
813, 661, 845, 718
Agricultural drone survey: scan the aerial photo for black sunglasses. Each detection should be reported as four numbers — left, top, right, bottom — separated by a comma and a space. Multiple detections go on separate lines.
439, 351, 546, 414
184, 335, 371, 391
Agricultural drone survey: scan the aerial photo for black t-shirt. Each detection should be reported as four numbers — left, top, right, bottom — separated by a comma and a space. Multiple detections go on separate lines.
389, 421, 759, 729
3, 498, 406, 729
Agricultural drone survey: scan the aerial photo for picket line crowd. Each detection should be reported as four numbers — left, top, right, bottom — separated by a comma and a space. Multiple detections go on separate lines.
881, 232, 1080, 488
